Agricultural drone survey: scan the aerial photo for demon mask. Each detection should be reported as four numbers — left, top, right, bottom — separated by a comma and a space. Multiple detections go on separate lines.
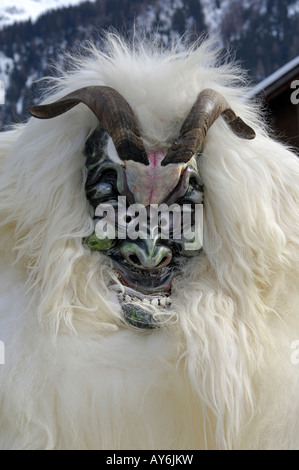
30, 86, 255, 328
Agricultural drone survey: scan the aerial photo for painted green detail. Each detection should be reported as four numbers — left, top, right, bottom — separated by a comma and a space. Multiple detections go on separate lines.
122, 303, 157, 330
85, 233, 115, 251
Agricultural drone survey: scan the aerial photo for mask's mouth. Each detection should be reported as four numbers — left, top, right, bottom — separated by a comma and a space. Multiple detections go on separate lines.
109, 256, 180, 329
113, 259, 179, 294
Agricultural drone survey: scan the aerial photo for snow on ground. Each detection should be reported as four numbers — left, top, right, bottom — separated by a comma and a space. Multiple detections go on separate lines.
0, 53, 14, 105
0, 0, 96, 29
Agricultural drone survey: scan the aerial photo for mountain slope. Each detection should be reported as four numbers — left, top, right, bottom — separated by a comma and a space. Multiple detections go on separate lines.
0, 0, 298, 129
0, 0, 96, 29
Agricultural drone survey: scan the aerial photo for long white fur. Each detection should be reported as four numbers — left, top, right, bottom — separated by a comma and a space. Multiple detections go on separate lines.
0, 33, 298, 450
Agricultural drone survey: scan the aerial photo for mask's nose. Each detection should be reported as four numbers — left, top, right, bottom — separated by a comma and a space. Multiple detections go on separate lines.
125, 152, 184, 206
120, 238, 172, 269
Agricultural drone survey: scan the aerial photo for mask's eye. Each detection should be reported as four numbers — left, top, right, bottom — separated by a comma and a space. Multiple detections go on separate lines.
189, 176, 204, 193
85, 128, 109, 169
96, 181, 113, 195
86, 169, 119, 208
165, 175, 203, 241
177, 176, 204, 206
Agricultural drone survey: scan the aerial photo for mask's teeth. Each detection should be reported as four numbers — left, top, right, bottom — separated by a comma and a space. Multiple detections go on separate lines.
119, 292, 172, 308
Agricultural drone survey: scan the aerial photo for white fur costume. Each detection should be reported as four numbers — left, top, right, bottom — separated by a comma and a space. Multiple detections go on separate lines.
0, 34, 298, 450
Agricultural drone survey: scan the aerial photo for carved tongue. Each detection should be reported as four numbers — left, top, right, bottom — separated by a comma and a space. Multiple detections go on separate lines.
125, 151, 184, 206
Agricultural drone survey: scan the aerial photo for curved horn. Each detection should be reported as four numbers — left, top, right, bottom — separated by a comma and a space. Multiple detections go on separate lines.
29, 86, 148, 165
162, 88, 255, 166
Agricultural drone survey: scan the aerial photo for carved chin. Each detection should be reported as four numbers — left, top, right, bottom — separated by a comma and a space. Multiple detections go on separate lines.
111, 260, 178, 330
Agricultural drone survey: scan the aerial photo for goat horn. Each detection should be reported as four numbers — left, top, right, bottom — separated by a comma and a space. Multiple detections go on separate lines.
29, 86, 148, 165
162, 88, 256, 166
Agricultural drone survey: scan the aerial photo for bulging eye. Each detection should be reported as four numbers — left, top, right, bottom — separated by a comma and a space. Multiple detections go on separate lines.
88, 180, 114, 203
96, 182, 113, 195
177, 185, 204, 205
189, 176, 204, 193
86, 169, 119, 208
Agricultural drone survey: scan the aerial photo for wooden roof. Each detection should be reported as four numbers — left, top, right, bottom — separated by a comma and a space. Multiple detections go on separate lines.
246, 56, 299, 152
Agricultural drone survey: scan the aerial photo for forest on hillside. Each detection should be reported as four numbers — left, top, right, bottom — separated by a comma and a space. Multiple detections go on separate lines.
0, 0, 298, 128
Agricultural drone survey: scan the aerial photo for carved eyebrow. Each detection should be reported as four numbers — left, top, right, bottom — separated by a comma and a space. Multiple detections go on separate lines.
163, 167, 203, 205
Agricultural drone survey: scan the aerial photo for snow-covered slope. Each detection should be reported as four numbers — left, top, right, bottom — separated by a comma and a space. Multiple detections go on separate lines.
0, 0, 298, 128
0, 0, 95, 29
0, 52, 13, 105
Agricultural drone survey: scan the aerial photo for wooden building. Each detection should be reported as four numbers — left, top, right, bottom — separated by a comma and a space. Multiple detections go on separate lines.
247, 56, 299, 153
